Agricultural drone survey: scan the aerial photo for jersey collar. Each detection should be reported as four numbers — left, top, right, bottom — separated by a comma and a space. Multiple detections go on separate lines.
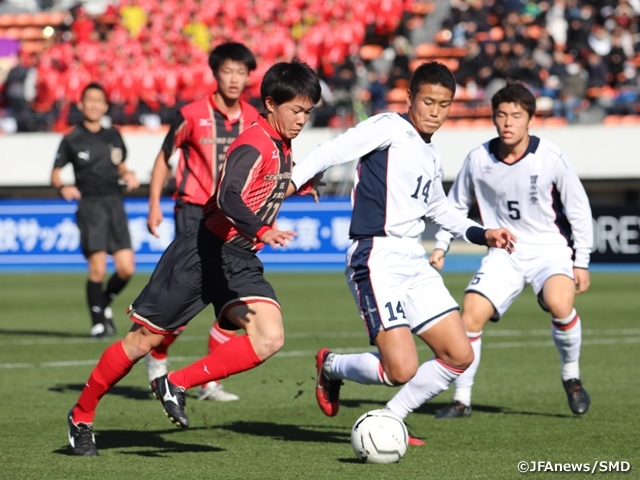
398, 113, 432, 144
208, 93, 246, 124
488, 135, 540, 165
257, 115, 292, 155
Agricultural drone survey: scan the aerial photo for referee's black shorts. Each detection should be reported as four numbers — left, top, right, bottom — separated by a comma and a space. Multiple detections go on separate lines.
128, 221, 279, 334
76, 195, 132, 258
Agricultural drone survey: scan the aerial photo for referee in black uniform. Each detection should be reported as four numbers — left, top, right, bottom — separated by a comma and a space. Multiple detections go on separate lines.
51, 83, 140, 338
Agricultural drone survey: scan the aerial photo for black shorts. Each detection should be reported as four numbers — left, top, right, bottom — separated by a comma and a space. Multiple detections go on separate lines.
174, 201, 203, 236
128, 221, 279, 334
76, 196, 132, 258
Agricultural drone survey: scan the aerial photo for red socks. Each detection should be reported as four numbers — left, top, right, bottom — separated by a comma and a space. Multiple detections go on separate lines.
150, 325, 187, 360
208, 322, 236, 354
169, 335, 262, 390
72, 341, 134, 424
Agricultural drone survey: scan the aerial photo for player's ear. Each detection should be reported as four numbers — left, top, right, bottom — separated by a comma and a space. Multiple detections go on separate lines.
264, 96, 276, 114
405, 89, 412, 108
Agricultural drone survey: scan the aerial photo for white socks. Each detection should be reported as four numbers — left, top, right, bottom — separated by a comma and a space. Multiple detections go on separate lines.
452, 331, 482, 407
326, 352, 393, 386
551, 309, 582, 381
386, 358, 463, 420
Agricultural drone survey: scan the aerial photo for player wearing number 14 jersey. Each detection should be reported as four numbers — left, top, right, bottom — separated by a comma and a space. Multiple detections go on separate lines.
423, 82, 593, 419
290, 63, 516, 446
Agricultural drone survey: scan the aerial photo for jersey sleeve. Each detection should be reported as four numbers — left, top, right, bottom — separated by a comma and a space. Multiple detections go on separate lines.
290, 113, 394, 189
53, 136, 72, 169
113, 129, 128, 162
434, 154, 476, 252
161, 110, 190, 158
216, 144, 268, 240
425, 172, 485, 245
553, 152, 593, 268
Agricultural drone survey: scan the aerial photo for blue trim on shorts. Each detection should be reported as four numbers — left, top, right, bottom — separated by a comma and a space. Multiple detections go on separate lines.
349, 238, 384, 344
411, 306, 460, 334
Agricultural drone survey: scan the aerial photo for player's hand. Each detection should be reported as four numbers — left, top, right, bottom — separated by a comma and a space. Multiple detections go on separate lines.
573, 267, 590, 294
59, 185, 82, 201
485, 228, 516, 253
147, 204, 163, 238
122, 171, 140, 192
429, 249, 446, 271
298, 172, 326, 203
260, 229, 297, 248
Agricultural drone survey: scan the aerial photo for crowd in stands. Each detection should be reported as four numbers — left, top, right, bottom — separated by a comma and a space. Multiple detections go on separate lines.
1, 0, 639, 132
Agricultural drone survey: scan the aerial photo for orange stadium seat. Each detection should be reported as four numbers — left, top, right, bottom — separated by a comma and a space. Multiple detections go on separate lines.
21, 27, 42, 40
13, 14, 34, 27
386, 102, 407, 113
620, 115, 640, 125
540, 117, 568, 127
414, 43, 439, 58
386, 88, 407, 103
412, 2, 435, 15
4, 27, 21, 39
0, 14, 14, 28
359, 44, 384, 61
603, 115, 623, 125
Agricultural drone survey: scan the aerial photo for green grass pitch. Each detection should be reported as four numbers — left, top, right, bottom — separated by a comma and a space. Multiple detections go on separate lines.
0, 272, 638, 479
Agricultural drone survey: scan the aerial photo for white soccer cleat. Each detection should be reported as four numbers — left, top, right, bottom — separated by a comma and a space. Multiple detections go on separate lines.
145, 354, 168, 383
197, 381, 239, 402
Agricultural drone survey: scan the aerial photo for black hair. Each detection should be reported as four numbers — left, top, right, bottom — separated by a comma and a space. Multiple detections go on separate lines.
491, 81, 536, 118
260, 58, 321, 107
81, 82, 107, 101
208, 42, 257, 73
409, 62, 456, 98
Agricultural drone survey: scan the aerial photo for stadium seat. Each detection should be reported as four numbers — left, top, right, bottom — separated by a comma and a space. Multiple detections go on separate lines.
540, 117, 568, 127
603, 115, 623, 125
13, 14, 33, 27
21, 27, 42, 41
414, 43, 439, 58
411, 2, 435, 15
433, 29, 452, 45
3, 27, 21, 39
0, 15, 15, 28
359, 44, 384, 61
386, 102, 407, 113
620, 115, 640, 125
386, 88, 407, 103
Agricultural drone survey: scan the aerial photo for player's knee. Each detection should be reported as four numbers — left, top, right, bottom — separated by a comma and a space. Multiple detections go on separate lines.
439, 345, 474, 371
88, 264, 106, 282
117, 262, 135, 280
545, 296, 574, 319
122, 329, 159, 361
385, 363, 418, 386
254, 331, 284, 359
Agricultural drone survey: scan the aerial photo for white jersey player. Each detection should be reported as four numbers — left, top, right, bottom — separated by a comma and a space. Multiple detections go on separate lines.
290, 62, 516, 446
391, 82, 593, 422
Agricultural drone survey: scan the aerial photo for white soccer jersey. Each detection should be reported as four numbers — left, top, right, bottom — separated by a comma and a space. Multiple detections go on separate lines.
291, 113, 483, 242
434, 136, 593, 268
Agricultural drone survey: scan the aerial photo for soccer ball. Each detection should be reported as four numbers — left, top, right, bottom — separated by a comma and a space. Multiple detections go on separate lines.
351, 409, 409, 464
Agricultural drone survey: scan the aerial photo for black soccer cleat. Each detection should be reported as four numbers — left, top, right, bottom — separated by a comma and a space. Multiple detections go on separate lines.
67, 410, 99, 456
150, 374, 189, 428
563, 378, 590, 415
435, 400, 472, 419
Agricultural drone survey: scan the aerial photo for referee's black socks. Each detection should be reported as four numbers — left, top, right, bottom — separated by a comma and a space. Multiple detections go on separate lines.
87, 280, 106, 326
104, 273, 129, 307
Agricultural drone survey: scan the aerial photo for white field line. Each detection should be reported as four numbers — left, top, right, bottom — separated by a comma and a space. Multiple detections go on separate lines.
2, 328, 640, 347
0, 336, 639, 370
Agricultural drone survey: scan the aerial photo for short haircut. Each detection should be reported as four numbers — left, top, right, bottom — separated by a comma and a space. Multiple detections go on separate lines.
81, 82, 107, 101
208, 42, 257, 73
260, 59, 321, 106
409, 62, 456, 98
491, 82, 536, 118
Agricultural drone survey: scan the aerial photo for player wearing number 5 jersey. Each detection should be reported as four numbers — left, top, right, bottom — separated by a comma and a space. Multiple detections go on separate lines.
426, 82, 593, 419
291, 62, 516, 445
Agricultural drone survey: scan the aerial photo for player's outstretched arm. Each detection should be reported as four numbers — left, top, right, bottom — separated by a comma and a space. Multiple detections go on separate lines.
147, 150, 170, 237
286, 172, 326, 202
259, 228, 297, 248
573, 267, 590, 294
485, 228, 516, 253
429, 249, 446, 271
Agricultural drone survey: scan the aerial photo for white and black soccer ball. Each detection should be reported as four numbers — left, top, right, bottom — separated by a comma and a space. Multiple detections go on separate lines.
351, 409, 409, 464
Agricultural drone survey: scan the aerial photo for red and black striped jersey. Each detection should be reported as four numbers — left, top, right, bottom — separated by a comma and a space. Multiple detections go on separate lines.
203, 115, 292, 251
162, 95, 260, 206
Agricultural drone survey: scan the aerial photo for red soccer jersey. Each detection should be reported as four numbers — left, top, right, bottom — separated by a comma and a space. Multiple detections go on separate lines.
162, 95, 260, 206
203, 115, 292, 251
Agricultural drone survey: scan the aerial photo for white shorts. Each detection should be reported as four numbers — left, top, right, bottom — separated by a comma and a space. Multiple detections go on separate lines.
346, 236, 459, 344
465, 246, 575, 319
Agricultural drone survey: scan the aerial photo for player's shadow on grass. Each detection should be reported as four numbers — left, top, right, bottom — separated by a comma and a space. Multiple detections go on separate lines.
49, 383, 153, 401
215, 421, 350, 444
414, 401, 572, 419
340, 398, 387, 409
0, 328, 90, 338
53, 427, 224, 458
